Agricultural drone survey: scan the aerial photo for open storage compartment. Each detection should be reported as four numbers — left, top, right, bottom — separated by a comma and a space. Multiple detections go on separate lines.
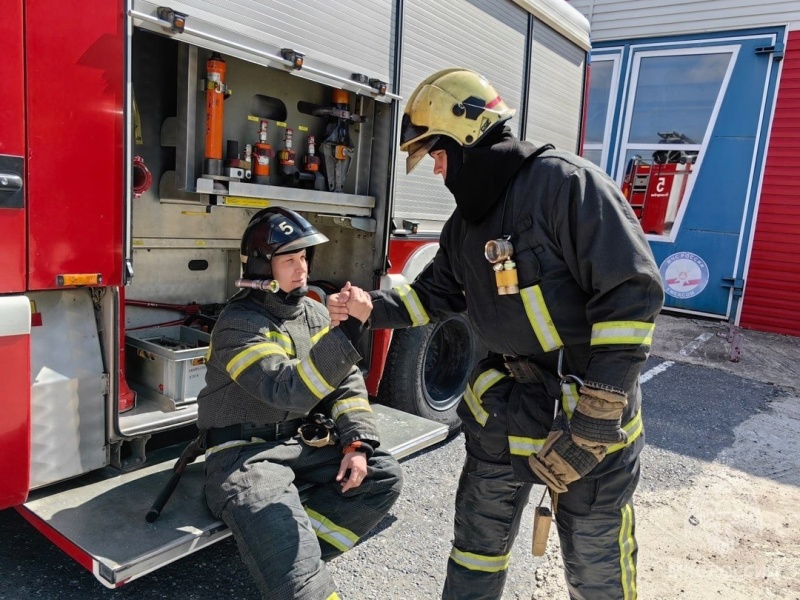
125, 325, 210, 409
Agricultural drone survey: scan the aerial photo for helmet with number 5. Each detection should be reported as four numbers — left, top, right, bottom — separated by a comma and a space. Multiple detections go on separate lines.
240, 207, 329, 278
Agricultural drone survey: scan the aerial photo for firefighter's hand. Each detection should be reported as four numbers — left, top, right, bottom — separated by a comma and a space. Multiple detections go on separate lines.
571, 386, 628, 446
327, 282, 352, 327
345, 284, 372, 323
337, 451, 368, 493
527, 415, 606, 494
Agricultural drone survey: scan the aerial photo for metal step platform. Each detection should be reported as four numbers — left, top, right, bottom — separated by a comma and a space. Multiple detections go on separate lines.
19, 404, 448, 588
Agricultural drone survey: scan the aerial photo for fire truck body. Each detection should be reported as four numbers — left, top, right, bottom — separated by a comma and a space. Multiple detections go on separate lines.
0, 0, 590, 587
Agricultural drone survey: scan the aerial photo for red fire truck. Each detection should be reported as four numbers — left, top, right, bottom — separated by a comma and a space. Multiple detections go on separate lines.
0, 0, 589, 587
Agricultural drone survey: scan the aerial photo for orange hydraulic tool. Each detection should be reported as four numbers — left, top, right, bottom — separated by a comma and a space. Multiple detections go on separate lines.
302, 135, 321, 173
253, 120, 274, 184
278, 128, 297, 169
204, 53, 228, 176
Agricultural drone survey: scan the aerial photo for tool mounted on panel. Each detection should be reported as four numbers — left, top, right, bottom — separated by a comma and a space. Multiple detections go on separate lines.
202, 53, 232, 178
298, 89, 366, 192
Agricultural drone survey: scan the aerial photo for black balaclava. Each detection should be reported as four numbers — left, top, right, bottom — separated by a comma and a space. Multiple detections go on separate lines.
434, 125, 533, 222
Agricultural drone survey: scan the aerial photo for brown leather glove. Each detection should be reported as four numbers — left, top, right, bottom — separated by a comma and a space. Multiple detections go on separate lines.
528, 414, 607, 493
570, 385, 628, 447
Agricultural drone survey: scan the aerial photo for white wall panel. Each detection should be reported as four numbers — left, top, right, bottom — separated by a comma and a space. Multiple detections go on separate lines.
570, 0, 800, 40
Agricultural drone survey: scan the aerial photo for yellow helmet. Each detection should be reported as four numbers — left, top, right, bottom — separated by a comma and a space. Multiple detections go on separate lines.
400, 68, 516, 173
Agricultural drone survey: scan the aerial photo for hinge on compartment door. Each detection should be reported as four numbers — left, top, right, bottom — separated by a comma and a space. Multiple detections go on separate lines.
721, 276, 744, 298
755, 42, 784, 60
125, 258, 134, 285
156, 7, 188, 33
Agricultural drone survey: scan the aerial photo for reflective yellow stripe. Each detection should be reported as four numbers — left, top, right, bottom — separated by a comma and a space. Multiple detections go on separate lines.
508, 435, 546, 456
561, 382, 580, 420
306, 508, 359, 553
472, 369, 505, 399
227, 342, 288, 380
464, 385, 489, 425
311, 325, 329, 346
325, 594, 340, 600
463, 368, 506, 426
520, 285, 563, 351
618, 502, 638, 599
205, 340, 213, 362
449, 547, 511, 573
591, 321, 654, 347
396, 284, 430, 326
298, 358, 335, 400
264, 330, 295, 357
204, 437, 265, 457
608, 410, 643, 454
330, 397, 372, 421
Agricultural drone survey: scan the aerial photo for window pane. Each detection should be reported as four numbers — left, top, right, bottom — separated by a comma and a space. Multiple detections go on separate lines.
582, 148, 602, 167
585, 60, 615, 144
629, 53, 730, 144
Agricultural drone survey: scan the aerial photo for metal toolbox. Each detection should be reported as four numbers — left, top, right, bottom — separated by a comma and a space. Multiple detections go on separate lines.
125, 326, 210, 409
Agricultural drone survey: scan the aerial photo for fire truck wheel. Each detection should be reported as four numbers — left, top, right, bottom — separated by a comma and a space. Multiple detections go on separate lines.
377, 313, 484, 436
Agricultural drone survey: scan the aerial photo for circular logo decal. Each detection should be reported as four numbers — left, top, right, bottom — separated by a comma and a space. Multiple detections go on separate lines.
659, 252, 709, 299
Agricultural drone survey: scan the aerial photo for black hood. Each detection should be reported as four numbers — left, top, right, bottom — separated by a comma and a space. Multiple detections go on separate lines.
443, 126, 539, 222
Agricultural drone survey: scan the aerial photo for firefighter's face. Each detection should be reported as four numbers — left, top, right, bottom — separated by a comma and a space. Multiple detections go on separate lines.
431, 149, 447, 180
272, 249, 308, 292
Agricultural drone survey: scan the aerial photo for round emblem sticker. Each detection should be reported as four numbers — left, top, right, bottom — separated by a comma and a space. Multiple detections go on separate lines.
660, 252, 709, 299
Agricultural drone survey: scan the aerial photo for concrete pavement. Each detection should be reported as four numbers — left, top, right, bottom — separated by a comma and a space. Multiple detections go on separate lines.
652, 312, 800, 391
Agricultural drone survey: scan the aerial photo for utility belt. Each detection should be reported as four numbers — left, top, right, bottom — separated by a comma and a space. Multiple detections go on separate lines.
503, 355, 550, 384
503, 353, 569, 399
206, 418, 305, 448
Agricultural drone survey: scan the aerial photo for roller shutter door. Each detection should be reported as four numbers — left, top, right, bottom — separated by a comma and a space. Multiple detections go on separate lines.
740, 30, 800, 336
134, 0, 395, 81
526, 19, 586, 153
394, 0, 528, 226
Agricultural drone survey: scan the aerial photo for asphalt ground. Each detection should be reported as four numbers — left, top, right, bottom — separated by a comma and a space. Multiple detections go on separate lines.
1, 313, 798, 599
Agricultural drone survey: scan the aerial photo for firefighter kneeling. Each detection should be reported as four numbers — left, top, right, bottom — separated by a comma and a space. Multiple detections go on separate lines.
197, 207, 403, 600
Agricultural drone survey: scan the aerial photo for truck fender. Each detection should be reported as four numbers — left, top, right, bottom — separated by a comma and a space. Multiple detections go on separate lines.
375, 242, 484, 436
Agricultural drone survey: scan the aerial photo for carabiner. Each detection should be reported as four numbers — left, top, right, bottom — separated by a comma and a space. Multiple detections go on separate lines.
557, 348, 585, 389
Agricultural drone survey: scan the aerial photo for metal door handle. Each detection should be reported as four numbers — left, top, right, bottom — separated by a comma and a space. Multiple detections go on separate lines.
0, 173, 23, 191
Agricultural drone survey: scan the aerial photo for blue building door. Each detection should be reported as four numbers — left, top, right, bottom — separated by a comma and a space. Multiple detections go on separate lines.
585, 29, 784, 318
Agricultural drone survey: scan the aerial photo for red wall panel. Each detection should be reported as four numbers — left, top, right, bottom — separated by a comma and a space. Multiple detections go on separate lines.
26, 0, 125, 289
0, 0, 26, 293
741, 30, 800, 336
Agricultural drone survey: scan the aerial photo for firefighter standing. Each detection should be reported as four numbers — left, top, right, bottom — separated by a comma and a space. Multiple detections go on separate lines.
197, 207, 403, 600
329, 69, 664, 600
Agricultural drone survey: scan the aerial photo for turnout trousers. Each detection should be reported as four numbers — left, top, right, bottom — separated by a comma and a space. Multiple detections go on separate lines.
444, 379, 642, 600
204, 437, 403, 600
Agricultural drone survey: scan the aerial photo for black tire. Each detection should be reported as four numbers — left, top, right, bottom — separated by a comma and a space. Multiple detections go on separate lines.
377, 314, 485, 436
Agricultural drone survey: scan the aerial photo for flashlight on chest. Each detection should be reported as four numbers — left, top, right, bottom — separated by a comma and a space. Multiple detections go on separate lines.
485, 238, 519, 295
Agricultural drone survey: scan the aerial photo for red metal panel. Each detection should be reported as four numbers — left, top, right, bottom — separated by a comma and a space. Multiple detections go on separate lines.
26, 0, 125, 290
16, 507, 96, 575
741, 31, 800, 336
0, 333, 31, 507
0, 0, 26, 293
0, 295, 31, 508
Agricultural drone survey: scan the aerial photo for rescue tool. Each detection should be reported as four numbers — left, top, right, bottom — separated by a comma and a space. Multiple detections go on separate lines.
203, 53, 230, 177
298, 90, 366, 192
